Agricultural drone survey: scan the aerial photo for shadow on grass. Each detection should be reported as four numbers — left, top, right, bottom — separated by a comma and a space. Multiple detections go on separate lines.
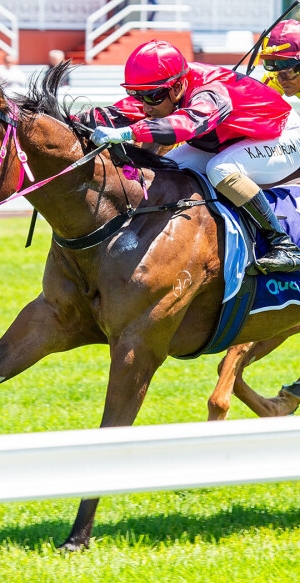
0, 505, 300, 550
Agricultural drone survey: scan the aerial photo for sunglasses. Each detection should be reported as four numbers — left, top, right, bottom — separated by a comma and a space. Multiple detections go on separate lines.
126, 86, 171, 105
263, 58, 300, 72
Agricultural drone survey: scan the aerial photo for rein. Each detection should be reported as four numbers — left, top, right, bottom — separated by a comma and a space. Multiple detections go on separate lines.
52, 114, 212, 250
0, 104, 107, 246
0, 104, 211, 252
0, 104, 106, 209
0, 139, 107, 207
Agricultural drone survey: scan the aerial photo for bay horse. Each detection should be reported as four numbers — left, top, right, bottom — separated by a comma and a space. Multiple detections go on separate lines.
0, 62, 299, 551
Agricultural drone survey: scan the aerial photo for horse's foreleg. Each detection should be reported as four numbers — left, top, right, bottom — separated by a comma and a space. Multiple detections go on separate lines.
60, 333, 166, 551
58, 498, 100, 552
208, 343, 253, 420
0, 293, 88, 382
0, 294, 105, 550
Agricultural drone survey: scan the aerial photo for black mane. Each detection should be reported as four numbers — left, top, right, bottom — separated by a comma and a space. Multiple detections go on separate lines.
11, 61, 179, 171
12, 61, 70, 121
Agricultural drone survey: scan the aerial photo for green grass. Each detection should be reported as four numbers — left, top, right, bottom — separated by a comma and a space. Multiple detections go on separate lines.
0, 217, 299, 582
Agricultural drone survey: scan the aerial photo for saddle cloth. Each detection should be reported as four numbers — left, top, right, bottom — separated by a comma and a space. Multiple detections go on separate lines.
193, 172, 300, 312
177, 171, 300, 357
250, 185, 300, 314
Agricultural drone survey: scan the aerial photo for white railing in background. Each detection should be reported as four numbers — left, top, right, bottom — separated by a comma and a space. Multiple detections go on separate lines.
0, 416, 300, 502
186, 0, 280, 33
85, 0, 190, 62
0, 0, 281, 32
0, 0, 105, 30
0, 5, 18, 60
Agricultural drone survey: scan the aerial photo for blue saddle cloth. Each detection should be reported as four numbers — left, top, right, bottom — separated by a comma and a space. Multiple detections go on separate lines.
203, 175, 300, 308
177, 172, 300, 358
250, 186, 300, 314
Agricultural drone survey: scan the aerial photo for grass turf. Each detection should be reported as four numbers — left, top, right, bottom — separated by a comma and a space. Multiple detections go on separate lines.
0, 217, 299, 582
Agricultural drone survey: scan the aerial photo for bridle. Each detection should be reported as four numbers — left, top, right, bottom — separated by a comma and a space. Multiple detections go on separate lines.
0, 102, 35, 193
0, 101, 107, 247
0, 102, 210, 251
0, 103, 105, 209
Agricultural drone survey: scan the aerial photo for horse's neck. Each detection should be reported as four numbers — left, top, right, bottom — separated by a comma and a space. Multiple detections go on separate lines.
16, 115, 102, 236
25, 136, 145, 238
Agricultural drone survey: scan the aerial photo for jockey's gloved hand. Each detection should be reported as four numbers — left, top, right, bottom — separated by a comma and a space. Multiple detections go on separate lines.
91, 126, 133, 146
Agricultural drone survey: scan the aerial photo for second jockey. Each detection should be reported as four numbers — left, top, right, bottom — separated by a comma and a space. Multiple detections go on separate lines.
260, 19, 300, 99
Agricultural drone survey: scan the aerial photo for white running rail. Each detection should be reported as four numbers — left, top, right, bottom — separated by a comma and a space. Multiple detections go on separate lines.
85, 0, 190, 62
0, 416, 300, 502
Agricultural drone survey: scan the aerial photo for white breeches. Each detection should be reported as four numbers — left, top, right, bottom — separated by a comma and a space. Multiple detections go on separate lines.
164, 109, 300, 187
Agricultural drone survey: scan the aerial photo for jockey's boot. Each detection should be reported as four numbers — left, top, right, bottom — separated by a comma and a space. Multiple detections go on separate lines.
243, 189, 300, 276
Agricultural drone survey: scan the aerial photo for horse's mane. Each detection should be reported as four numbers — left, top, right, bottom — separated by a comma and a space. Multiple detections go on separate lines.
11, 62, 70, 122
10, 61, 179, 171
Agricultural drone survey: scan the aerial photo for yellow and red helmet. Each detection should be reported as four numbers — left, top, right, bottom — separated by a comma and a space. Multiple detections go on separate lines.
260, 19, 300, 64
121, 39, 190, 92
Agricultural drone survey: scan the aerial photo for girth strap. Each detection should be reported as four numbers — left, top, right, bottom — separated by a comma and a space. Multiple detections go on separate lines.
53, 198, 211, 250
53, 212, 131, 250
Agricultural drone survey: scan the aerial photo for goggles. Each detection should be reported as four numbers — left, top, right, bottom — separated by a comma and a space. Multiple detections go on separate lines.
263, 58, 299, 72
126, 86, 172, 105
275, 67, 300, 81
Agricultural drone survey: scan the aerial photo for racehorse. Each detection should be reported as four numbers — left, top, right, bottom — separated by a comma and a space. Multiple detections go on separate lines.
0, 62, 299, 551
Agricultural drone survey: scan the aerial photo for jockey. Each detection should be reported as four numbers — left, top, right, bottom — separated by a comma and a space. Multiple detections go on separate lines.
260, 19, 300, 98
90, 39, 300, 276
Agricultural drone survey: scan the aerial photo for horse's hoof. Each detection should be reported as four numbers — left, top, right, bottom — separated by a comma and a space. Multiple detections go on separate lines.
58, 539, 89, 552
278, 382, 300, 415
288, 408, 298, 416
280, 381, 300, 400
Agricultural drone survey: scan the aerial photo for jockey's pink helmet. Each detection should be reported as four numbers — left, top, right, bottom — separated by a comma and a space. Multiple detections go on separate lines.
260, 19, 300, 61
121, 40, 190, 91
